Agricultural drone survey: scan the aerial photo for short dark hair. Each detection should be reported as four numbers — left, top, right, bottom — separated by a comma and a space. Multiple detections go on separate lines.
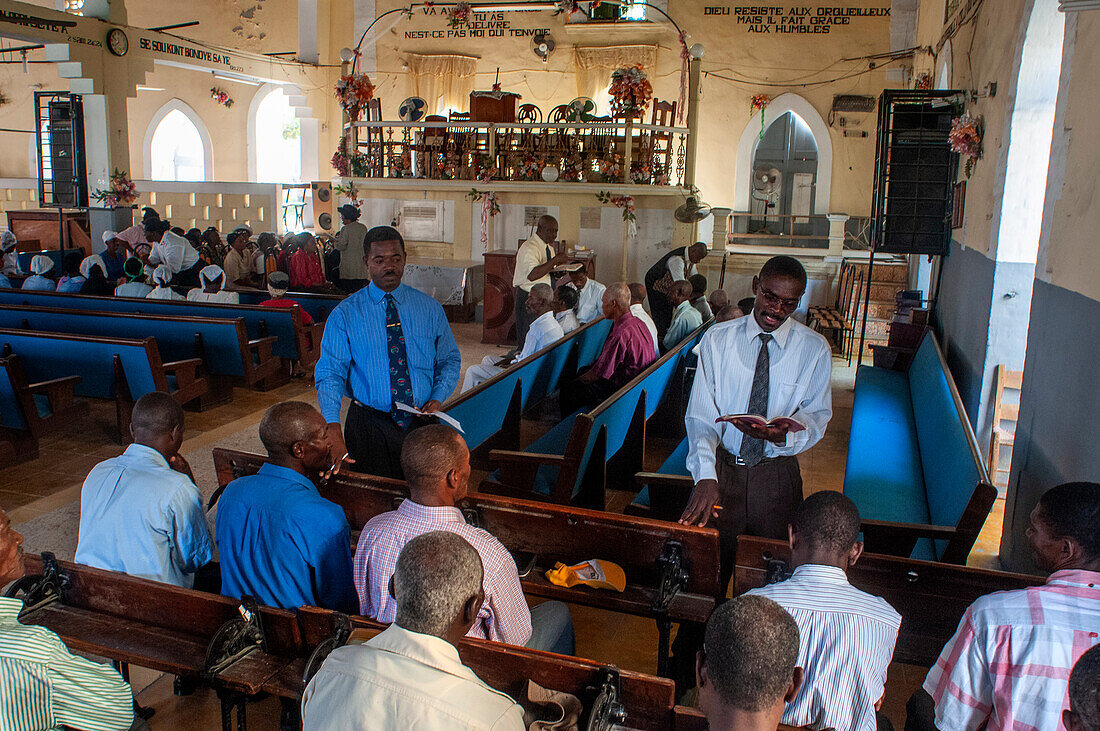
705, 595, 799, 712
689, 274, 708, 296
1037, 482, 1100, 559
259, 401, 321, 457
123, 257, 144, 278
131, 391, 184, 437
556, 286, 578, 309
738, 297, 756, 315
759, 255, 807, 288
791, 490, 861, 555
184, 228, 203, 244
364, 225, 406, 257
400, 424, 467, 488
144, 219, 171, 236
1070, 645, 1100, 730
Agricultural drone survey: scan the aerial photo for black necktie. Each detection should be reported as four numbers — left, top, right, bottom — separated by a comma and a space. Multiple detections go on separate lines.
740, 333, 773, 467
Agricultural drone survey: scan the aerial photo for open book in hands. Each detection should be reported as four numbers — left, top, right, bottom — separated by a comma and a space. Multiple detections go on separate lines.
395, 402, 464, 433
716, 414, 807, 433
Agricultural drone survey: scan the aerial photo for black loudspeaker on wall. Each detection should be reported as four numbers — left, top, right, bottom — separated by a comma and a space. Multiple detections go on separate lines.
35, 93, 88, 208
312, 181, 333, 231
870, 90, 960, 257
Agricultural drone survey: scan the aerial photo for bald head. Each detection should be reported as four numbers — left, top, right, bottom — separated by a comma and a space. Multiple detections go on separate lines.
628, 282, 647, 305
401, 425, 470, 502
258, 401, 331, 472
535, 215, 558, 243
601, 282, 631, 321
709, 289, 730, 312
131, 392, 184, 444
669, 279, 693, 306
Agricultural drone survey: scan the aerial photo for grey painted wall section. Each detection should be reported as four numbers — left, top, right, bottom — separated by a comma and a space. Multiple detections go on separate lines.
935, 240, 995, 422
1000, 278, 1100, 572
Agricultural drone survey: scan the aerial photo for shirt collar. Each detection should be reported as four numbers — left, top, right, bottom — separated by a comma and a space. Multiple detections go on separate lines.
0, 596, 21, 623
365, 282, 407, 305
257, 462, 319, 493
742, 309, 794, 348
1048, 569, 1100, 588
790, 564, 850, 584
674, 300, 693, 316
121, 443, 172, 470
367, 624, 475, 681
529, 233, 546, 249
533, 310, 555, 327
396, 499, 465, 523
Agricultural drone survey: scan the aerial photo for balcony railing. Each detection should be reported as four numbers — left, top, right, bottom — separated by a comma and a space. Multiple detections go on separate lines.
726, 213, 872, 251
350, 120, 689, 186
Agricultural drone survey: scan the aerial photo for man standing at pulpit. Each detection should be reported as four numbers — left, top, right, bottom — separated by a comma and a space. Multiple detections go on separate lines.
513, 215, 570, 349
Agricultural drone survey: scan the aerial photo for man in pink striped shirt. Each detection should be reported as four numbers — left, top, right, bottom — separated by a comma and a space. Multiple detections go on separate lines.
913, 482, 1100, 731
354, 425, 574, 655
560, 281, 656, 417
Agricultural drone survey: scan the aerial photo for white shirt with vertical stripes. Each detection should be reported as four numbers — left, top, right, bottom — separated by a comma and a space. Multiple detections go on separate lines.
0, 597, 134, 731
745, 564, 901, 731
685, 314, 833, 482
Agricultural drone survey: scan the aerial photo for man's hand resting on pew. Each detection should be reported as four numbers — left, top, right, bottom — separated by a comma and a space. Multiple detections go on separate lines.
680, 479, 722, 527
323, 423, 356, 479
727, 417, 790, 445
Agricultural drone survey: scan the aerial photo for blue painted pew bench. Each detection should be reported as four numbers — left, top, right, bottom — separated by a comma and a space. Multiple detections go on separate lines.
0, 329, 208, 442
483, 322, 709, 510
0, 304, 283, 403
843, 331, 995, 564
0, 353, 88, 464
442, 318, 612, 468
236, 289, 342, 325
0, 288, 322, 368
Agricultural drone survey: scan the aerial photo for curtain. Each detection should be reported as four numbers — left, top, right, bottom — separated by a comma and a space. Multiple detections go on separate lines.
573, 45, 658, 102
407, 53, 478, 113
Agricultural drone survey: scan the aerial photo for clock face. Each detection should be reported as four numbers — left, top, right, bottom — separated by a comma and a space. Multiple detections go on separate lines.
107, 29, 128, 57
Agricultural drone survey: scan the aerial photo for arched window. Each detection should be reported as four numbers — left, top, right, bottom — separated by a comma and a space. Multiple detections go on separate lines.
749, 111, 819, 234
251, 87, 301, 184
145, 101, 212, 182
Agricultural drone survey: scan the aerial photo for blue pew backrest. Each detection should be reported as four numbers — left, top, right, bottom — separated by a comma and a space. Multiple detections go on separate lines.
908, 334, 986, 555
237, 290, 338, 323
0, 331, 160, 398
448, 368, 523, 450
0, 362, 26, 429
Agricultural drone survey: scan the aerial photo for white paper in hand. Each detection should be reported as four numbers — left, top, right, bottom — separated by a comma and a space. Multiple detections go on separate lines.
395, 402, 465, 433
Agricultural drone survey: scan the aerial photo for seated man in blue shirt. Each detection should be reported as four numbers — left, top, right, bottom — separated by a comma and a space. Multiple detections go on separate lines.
215, 400, 358, 613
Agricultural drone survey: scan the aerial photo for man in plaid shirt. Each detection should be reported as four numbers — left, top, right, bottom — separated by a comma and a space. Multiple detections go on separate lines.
911, 482, 1100, 731
354, 425, 574, 655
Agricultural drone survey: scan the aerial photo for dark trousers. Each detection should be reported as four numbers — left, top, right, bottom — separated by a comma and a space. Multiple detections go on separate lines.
344, 402, 423, 480
646, 285, 673, 338
670, 450, 804, 696
904, 689, 937, 731
514, 286, 532, 349
559, 373, 617, 419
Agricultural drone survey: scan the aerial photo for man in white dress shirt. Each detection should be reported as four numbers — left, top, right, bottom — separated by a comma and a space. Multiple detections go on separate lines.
513, 216, 569, 349
663, 281, 704, 351
554, 286, 580, 334
462, 283, 563, 392
746, 490, 901, 731
302, 530, 525, 730
566, 267, 607, 324
629, 283, 659, 356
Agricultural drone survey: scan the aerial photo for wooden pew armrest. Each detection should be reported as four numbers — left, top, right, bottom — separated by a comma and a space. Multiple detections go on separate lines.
163, 357, 203, 375
860, 519, 961, 540
247, 335, 279, 352
488, 449, 565, 467
633, 472, 694, 488
27, 374, 81, 396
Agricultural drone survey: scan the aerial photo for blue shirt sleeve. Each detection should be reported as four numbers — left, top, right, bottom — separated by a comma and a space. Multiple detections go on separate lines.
314, 305, 351, 423
168, 483, 214, 575
308, 514, 359, 613
430, 304, 462, 403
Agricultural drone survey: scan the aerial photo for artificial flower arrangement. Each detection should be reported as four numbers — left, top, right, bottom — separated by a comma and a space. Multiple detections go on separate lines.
949, 114, 984, 178
389, 151, 412, 177
518, 154, 544, 181
436, 151, 462, 180
561, 156, 587, 182
913, 73, 933, 91
750, 93, 771, 138
331, 140, 370, 177
448, 2, 472, 27
210, 87, 233, 108
599, 153, 623, 183
333, 181, 361, 204
91, 168, 139, 208
631, 162, 663, 185
335, 72, 375, 121
609, 65, 653, 118
473, 153, 498, 182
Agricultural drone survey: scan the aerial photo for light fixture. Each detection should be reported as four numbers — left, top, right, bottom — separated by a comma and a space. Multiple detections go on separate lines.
689, 43, 705, 60
136, 85, 166, 92
339, 47, 356, 62
469, 2, 557, 10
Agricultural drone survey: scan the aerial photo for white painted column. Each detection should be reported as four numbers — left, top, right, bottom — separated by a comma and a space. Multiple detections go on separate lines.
826, 212, 849, 262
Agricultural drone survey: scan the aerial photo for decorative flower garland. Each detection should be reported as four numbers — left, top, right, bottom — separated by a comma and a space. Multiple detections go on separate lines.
331, 140, 370, 177
597, 190, 637, 240
334, 181, 362, 206
466, 188, 500, 248
609, 65, 653, 118
335, 72, 375, 122
448, 2, 472, 27
949, 114, 984, 178
750, 93, 771, 139
92, 168, 139, 208
210, 87, 233, 108
913, 73, 933, 91
677, 32, 690, 124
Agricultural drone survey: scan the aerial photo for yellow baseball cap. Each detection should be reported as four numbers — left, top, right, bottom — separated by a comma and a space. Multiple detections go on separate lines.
545, 559, 626, 592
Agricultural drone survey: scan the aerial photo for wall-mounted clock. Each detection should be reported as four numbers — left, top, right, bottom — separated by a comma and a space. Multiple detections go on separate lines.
107, 28, 128, 57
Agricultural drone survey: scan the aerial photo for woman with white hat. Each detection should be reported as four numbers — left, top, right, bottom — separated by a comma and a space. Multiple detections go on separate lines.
79, 254, 113, 296
0, 231, 21, 277
147, 264, 184, 300
186, 264, 239, 304
21, 254, 57, 291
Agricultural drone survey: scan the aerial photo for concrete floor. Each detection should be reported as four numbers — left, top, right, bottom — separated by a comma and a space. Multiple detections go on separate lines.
0, 319, 1009, 729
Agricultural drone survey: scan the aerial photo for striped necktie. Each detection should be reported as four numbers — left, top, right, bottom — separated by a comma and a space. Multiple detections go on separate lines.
385, 293, 414, 428
740, 333, 773, 467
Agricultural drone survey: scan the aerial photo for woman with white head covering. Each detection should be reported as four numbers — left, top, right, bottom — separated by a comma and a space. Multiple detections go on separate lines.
0, 231, 21, 276
21, 254, 57, 291
78, 254, 114, 296
186, 264, 239, 304
146, 264, 183, 300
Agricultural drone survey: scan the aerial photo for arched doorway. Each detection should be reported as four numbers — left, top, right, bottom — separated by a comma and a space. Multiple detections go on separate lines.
748, 111, 819, 235
249, 85, 302, 184
144, 100, 212, 181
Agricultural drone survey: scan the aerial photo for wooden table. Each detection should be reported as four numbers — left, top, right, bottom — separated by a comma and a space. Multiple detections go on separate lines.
6, 209, 91, 253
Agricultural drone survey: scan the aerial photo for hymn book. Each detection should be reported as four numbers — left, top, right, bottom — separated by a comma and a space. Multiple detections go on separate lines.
716, 414, 807, 433
396, 402, 464, 433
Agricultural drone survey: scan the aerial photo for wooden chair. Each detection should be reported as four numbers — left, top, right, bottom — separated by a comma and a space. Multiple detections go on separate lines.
648, 99, 678, 183
516, 103, 541, 123
548, 104, 571, 123
360, 97, 384, 177
988, 365, 1023, 490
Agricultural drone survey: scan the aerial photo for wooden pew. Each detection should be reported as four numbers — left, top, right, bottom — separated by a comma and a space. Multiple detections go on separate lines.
0, 304, 283, 399
0, 287, 322, 367
8, 553, 300, 731
213, 448, 721, 676
484, 320, 709, 509
443, 317, 613, 468
235, 289, 342, 325
733, 535, 1041, 666
0, 352, 87, 463
0, 329, 207, 441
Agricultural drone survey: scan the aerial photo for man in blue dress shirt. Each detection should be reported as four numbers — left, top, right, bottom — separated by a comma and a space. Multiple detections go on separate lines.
315, 225, 462, 480
215, 401, 358, 613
